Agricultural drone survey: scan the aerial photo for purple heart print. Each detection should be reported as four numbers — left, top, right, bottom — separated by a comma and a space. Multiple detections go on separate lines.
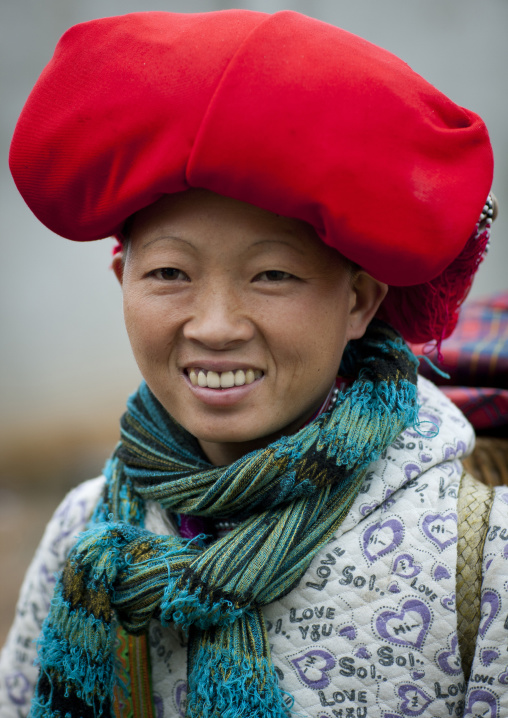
397, 684, 433, 716
481, 649, 499, 667
443, 441, 467, 461
5, 673, 31, 707
392, 553, 421, 579
375, 598, 432, 649
404, 463, 421, 480
479, 590, 501, 639
363, 518, 404, 562
338, 625, 357, 641
421, 512, 457, 551
291, 648, 336, 689
464, 688, 498, 717
433, 564, 451, 581
436, 634, 461, 676
174, 680, 187, 718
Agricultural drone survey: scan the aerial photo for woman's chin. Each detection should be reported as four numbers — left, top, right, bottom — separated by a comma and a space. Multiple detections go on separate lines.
195, 415, 308, 465
196, 427, 275, 451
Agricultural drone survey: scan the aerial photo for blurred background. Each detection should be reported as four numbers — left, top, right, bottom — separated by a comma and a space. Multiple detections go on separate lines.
1, 0, 507, 644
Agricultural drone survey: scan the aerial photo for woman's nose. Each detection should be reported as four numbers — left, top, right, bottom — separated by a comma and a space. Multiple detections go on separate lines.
182, 286, 255, 349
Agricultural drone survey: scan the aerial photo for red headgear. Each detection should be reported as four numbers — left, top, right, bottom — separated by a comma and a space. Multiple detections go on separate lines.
9, 10, 494, 343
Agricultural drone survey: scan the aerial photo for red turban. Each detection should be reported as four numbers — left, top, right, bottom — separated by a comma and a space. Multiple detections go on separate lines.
9, 10, 494, 341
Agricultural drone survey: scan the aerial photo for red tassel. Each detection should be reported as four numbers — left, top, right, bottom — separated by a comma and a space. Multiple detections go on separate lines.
378, 223, 490, 351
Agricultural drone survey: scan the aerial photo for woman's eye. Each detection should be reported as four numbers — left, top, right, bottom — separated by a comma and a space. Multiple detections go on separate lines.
151, 267, 189, 281
255, 270, 294, 282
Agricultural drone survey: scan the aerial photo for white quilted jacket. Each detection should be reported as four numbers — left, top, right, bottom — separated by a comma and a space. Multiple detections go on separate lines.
1, 377, 507, 717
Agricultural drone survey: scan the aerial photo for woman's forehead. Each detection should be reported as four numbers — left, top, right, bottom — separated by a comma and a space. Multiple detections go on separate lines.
129, 190, 329, 255
122, 190, 356, 282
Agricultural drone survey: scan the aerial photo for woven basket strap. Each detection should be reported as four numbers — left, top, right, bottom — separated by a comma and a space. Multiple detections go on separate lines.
456, 471, 494, 682
113, 625, 155, 718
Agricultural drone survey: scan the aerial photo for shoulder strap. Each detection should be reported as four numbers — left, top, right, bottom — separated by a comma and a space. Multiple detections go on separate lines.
113, 625, 155, 718
456, 471, 494, 681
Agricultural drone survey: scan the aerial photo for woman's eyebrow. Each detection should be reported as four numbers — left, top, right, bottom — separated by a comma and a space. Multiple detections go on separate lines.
141, 234, 196, 251
249, 238, 307, 255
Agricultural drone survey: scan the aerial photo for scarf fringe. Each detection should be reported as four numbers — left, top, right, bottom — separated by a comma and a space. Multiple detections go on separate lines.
313, 378, 419, 473
186, 645, 292, 718
29, 703, 66, 718
32, 608, 117, 715
161, 581, 243, 631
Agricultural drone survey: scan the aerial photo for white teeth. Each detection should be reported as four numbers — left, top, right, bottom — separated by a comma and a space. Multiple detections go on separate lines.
234, 370, 246, 386
207, 371, 221, 388
220, 371, 235, 388
189, 368, 263, 388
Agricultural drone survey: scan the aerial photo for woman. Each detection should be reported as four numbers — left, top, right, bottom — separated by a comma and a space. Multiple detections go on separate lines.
1, 9, 504, 718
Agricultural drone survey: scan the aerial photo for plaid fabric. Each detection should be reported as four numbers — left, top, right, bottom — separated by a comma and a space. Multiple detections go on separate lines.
414, 292, 508, 433
441, 387, 508, 431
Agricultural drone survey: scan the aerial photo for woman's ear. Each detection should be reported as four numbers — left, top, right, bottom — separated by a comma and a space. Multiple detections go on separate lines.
111, 252, 125, 285
347, 270, 388, 341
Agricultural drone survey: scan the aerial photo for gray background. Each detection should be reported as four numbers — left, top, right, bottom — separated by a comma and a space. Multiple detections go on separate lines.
1, 0, 507, 486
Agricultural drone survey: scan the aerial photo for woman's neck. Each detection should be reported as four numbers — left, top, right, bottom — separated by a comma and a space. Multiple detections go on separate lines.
198, 378, 344, 466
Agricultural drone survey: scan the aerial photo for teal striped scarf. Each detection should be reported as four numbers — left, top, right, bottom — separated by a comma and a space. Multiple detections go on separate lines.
32, 320, 419, 718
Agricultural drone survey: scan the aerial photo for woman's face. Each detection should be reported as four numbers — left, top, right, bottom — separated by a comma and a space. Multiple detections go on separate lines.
114, 189, 381, 465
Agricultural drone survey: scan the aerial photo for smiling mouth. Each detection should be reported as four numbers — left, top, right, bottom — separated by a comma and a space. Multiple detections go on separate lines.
187, 368, 263, 389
